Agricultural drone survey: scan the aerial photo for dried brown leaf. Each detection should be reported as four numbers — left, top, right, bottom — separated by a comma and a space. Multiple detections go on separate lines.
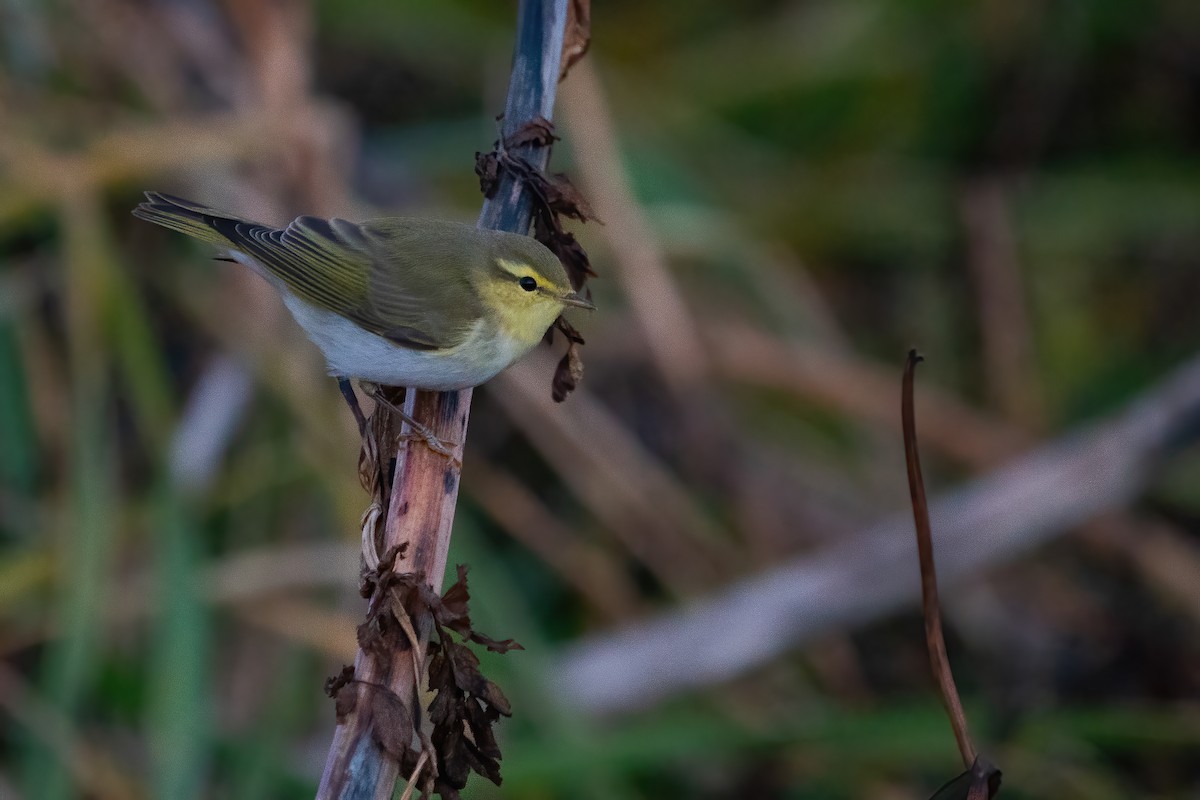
552, 342, 585, 403
522, 170, 597, 228
534, 221, 594, 290
445, 642, 487, 695
506, 116, 559, 149
464, 699, 501, 759
427, 688, 454, 728
544, 172, 595, 222
356, 618, 387, 656
560, 0, 591, 81
325, 665, 359, 720
434, 565, 525, 654
438, 564, 472, 631
466, 739, 503, 786
475, 151, 501, 198
432, 782, 462, 800
466, 631, 523, 654
422, 579, 518, 796
478, 678, 513, 717
371, 690, 416, 764
554, 316, 587, 345
334, 685, 358, 721
324, 665, 355, 698
473, 130, 596, 406
434, 716, 472, 789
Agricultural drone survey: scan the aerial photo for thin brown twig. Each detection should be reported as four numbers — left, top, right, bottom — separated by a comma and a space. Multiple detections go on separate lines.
902, 350, 976, 768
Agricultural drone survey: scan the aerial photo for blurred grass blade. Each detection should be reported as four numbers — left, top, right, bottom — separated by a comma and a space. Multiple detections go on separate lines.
25, 382, 115, 799
147, 483, 211, 800
23, 194, 117, 800
0, 322, 38, 500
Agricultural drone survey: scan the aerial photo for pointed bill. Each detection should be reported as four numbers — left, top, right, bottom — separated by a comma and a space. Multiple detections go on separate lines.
561, 291, 595, 310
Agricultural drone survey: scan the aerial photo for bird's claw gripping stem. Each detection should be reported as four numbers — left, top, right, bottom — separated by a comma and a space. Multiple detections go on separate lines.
337, 378, 461, 465
369, 387, 462, 466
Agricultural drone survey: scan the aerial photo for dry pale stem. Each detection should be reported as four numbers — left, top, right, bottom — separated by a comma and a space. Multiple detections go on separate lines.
316, 1, 573, 796
316, 389, 470, 800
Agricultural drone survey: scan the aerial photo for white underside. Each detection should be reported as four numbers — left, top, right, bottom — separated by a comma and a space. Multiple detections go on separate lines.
230, 250, 525, 389
284, 294, 525, 389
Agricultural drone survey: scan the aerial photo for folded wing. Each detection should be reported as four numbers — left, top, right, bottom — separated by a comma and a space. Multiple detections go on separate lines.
133, 192, 481, 351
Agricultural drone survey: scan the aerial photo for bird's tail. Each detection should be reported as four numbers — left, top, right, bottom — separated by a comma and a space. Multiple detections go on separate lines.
132, 191, 260, 247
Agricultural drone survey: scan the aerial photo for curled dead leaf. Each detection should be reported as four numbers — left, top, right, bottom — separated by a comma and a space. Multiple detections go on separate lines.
552, 342, 585, 403
544, 172, 596, 221
475, 151, 501, 198
560, 0, 591, 81
534, 218, 594, 291
324, 665, 359, 720
324, 665, 355, 698
506, 116, 559, 149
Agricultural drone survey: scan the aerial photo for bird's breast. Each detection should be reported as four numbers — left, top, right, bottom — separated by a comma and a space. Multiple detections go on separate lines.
282, 295, 530, 389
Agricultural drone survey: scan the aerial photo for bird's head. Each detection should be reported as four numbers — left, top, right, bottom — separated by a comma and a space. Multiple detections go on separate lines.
477, 232, 593, 345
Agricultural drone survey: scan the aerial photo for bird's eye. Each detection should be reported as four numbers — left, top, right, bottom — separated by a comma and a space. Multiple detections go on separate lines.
518, 276, 538, 292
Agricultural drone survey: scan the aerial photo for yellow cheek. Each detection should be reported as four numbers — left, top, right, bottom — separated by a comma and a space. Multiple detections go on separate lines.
484, 284, 560, 346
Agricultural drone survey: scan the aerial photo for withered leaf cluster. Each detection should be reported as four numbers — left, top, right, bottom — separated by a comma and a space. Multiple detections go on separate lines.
327, 550, 522, 799
475, 116, 597, 402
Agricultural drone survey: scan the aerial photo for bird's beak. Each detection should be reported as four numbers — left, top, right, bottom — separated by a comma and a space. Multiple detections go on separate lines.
560, 291, 596, 310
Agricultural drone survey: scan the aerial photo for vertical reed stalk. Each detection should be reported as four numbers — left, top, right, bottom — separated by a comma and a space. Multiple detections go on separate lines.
315, 2, 570, 798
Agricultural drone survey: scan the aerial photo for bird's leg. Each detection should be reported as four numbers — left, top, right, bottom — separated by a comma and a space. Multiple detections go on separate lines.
370, 388, 461, 464
337, 377, 368, 436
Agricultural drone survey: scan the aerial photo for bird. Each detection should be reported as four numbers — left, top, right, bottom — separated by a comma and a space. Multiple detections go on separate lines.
133, 191, 593, 442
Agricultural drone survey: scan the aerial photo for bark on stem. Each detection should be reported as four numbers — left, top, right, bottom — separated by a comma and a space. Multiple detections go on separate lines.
315, 2, 569, 798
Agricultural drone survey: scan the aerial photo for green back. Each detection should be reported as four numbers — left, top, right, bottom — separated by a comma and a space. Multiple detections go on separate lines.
134, 192, 486, 350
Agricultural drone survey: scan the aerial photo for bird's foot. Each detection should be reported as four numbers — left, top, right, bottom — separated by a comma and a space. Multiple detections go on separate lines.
369, 388, 462, 465
400, 428, 461, 463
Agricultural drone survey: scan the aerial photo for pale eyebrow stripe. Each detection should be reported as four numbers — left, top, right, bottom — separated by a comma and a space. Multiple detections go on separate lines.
495, 257, 538, 278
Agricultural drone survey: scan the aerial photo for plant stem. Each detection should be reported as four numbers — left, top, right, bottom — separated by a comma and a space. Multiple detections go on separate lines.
902, 350, 976, 768
314, 2, 570, 798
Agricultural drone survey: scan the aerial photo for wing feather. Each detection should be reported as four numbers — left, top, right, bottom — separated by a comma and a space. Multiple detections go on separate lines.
133, 193, 482, 350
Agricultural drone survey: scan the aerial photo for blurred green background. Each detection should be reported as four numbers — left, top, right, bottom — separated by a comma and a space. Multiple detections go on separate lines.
2, 0, 1200, 797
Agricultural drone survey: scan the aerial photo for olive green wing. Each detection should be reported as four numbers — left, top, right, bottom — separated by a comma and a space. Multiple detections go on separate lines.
133, 192, 480, 350
351, 218, 488, 351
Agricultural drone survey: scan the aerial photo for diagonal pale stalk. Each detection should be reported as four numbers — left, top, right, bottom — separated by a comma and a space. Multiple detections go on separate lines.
314, 2, 571, 798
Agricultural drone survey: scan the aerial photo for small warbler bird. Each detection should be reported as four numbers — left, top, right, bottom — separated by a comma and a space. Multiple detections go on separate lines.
133, 192, 593, 393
